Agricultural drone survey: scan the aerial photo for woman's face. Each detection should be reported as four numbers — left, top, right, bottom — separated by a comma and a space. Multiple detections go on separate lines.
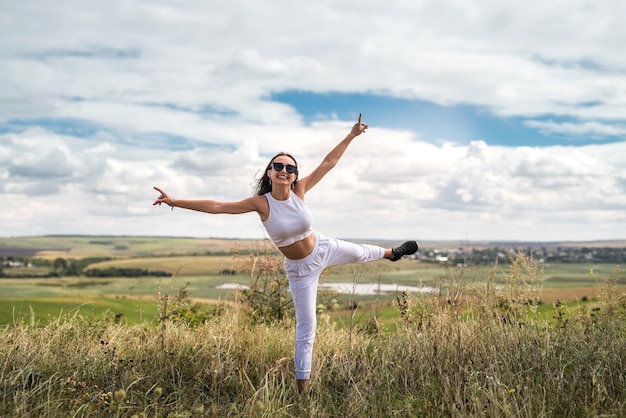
268, 155, 297, 187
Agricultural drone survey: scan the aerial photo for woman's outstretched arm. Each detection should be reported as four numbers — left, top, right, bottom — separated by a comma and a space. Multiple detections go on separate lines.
295, 113, 368, 196
152, 186, 266, 216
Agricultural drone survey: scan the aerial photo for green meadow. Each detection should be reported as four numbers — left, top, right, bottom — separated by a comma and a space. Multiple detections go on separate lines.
1, 236, 625, 416
1, 297, 158, 326
0, 236, 622, 326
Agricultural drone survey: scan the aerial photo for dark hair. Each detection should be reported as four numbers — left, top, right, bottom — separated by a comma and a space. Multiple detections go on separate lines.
254, 152, 299, 196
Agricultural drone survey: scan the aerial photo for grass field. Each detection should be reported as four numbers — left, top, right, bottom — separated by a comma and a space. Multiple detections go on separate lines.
0, 275, 239, 325
1, 236, 623, 326
2, 237, 626, 416
3, 278, 625, 417
0, 235, 242, 258
2, 260, 621, 326
1, 297, 158, 326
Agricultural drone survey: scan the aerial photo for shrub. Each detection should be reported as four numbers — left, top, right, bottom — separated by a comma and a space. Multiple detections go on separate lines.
234, 242, 293, 324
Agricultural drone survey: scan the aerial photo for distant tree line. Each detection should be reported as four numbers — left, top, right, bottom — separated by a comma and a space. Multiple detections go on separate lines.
51, 257, 112, 276
419, 246, 626, 265
0, 256, 170, 278
84, 267, 170, 278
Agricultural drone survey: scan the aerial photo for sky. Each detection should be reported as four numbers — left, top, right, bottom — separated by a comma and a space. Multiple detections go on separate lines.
1, 0, 625, 243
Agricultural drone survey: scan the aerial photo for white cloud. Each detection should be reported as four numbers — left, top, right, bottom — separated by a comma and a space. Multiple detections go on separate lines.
1, 0, 625, 241
524, 120, 626, 138
2, 127, 625, 240
3, 1, 626, 124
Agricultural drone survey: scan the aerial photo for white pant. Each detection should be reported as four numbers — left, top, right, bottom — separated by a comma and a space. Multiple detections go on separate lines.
284, 232, 385, 380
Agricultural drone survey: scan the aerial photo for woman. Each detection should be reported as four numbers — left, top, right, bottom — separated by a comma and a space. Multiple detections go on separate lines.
153, 114, 418, 393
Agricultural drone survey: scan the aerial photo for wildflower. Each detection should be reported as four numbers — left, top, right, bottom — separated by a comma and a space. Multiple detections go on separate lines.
255, 400, 265, 412
113, 389, 126, 402
508, 388, 516, 395
153, 386, 163, 399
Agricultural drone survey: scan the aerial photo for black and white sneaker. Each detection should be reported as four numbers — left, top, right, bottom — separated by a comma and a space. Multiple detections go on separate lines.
390, 241, 419, 262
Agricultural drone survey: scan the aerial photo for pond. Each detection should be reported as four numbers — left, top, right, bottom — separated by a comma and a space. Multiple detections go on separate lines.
216, 282, 436, 296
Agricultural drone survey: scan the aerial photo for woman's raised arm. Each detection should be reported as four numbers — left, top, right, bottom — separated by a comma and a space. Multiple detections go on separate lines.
295, 113, 367, 196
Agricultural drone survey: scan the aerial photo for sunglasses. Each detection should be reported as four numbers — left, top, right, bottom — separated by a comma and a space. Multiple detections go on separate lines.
272, 162, 297, 174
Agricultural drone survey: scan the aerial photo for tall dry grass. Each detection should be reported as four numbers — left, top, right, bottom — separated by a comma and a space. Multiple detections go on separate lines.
1, 253, 625, 417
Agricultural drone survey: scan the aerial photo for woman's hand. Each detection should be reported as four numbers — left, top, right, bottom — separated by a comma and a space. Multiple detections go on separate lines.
349, 113, 368, 137
153, 186, 175, 207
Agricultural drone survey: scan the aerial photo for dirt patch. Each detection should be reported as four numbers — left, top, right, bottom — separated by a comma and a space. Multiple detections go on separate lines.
538, 286, 626, 303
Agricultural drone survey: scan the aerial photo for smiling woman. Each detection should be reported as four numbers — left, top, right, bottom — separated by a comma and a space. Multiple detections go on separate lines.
153, 113, 419, 394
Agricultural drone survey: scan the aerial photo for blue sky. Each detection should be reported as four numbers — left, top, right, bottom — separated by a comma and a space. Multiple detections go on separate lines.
271, 91, 623, 147
1, 0, 625, 242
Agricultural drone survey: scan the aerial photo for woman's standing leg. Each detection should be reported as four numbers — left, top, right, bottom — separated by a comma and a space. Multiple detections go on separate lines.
284, 233, 328, 393
289, 273, 318, 393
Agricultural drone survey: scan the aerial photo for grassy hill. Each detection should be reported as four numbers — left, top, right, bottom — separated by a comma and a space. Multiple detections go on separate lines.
1, 237, 626, 416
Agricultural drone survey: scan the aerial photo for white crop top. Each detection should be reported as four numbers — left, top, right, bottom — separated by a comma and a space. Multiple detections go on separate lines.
262, 192, 313, 247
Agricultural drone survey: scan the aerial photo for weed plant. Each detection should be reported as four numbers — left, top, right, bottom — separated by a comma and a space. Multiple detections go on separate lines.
1, 252, 625, 417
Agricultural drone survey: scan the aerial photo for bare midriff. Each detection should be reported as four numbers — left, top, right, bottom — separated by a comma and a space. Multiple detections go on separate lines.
278, 232, 316, 261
